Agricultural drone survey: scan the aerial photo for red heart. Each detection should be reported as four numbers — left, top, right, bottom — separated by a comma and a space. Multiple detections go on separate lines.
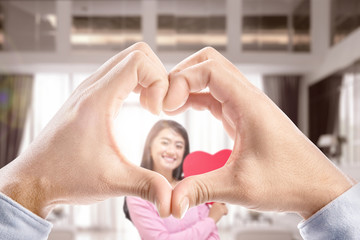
183, 149, 232, 178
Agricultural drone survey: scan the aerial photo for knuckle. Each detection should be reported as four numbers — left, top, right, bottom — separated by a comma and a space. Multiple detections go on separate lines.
132, 41, 151, 53
168, 71, 178, 81
128, 49, 146, 60
171, 71, 186, 83
195, 46, 218, 63
203, 59, 219, 86
127, 50, 147, 68
192, 178, 212, 205
202, 46, 217, 56
136, 177, 152, 201
206, 59, 219, 69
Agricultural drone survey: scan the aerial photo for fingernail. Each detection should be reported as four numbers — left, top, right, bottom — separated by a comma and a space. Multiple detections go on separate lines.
179, 197, 189, 219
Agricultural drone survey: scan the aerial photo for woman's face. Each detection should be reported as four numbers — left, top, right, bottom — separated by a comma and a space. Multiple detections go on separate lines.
151, 128, 185, 175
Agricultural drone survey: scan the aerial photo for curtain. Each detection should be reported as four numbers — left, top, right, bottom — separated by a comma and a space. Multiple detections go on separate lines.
0, 74, 33, 168
308, 75, 342, 145
263, 75, 301, 126
354, 61, 360, 164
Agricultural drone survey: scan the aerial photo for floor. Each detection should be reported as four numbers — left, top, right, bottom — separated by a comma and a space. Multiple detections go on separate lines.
49, 212, 304, 240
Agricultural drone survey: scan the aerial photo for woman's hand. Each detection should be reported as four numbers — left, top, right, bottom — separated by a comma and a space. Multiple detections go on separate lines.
0, 42, 172, 219
164, 47, 354, 220
208, 203, 228, 223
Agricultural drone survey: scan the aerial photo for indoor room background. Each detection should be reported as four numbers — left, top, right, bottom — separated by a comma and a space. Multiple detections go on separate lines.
0, 0, 359, 240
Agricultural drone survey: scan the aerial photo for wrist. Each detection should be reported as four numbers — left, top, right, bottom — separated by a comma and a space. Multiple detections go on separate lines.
209, 216, 218, 223
299, 167, 353, 219
208, 214, 220, 223
0, 159, 53, 219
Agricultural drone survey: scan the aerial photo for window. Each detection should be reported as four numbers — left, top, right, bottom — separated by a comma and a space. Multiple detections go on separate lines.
339, 66, 360, 166
71, 1, 142, 50
309, 62, 360, 166
331, 0, 360, 45
353, 62, 360, 165
71, 16, 141, 50
242, 16, 289, 51
0, 0, 56, 51
157, 0, 226, 51
242, 0, 310, 52
292, 0, 310, 52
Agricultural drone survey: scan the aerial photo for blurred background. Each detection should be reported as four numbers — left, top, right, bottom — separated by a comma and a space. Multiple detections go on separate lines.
0, 0, 359, 239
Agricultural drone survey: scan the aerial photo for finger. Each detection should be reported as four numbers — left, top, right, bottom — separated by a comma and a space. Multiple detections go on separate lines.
164, 59, 252, 128
165, 46, 257, 112
138, 75, 169, 114
171, 162, 237, 219
133, 84, 142, 94
165, 59, 241, 110
164, 92, 222, 119
171, 47, 241, 75
93, 50, 168, 116
164, 93, 235, 139
131, 168, 172, 218
101, 42, 166, 77
111, 162, 172, 218
78, 42, 167, 92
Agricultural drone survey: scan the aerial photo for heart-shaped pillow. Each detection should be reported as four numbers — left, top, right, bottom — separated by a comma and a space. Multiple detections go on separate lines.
183, 149, 232, 205
183, 149, 232, 177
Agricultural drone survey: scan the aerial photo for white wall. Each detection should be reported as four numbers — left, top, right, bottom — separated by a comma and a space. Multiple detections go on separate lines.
307, 28, 360, 84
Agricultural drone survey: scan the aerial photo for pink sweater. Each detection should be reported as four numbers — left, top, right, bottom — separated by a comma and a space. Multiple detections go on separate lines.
127, 196, 220, 240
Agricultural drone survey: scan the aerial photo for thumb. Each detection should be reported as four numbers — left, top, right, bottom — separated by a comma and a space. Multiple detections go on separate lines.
171, 167, 234, 218
145, 172, 173, 217
118, 165, 173, 218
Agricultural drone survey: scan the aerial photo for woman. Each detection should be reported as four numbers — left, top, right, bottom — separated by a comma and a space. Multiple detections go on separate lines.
123, 120, 228, 239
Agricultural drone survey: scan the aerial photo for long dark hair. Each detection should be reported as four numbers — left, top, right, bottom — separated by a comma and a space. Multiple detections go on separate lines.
123, 120, 190, 221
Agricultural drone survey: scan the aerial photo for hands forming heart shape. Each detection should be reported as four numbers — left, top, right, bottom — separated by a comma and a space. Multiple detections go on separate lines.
0, 42, 353, 221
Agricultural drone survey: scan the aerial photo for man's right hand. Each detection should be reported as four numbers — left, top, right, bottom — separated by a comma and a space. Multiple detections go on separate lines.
164, 47, 354, 220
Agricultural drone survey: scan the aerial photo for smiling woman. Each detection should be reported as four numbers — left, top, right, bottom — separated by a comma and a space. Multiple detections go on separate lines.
151, 128, 186, 178
123, 120, 228, 240
139, 120, 189, 183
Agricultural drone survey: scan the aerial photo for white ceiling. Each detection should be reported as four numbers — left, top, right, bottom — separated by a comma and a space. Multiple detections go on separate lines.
5, 0, 307, 17
5, 0, 56, 15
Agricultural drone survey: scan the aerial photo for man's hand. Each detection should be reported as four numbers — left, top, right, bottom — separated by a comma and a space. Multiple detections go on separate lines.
0, 42, 172, 219
164, 47, 354, 219
0, 44, 354, 222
